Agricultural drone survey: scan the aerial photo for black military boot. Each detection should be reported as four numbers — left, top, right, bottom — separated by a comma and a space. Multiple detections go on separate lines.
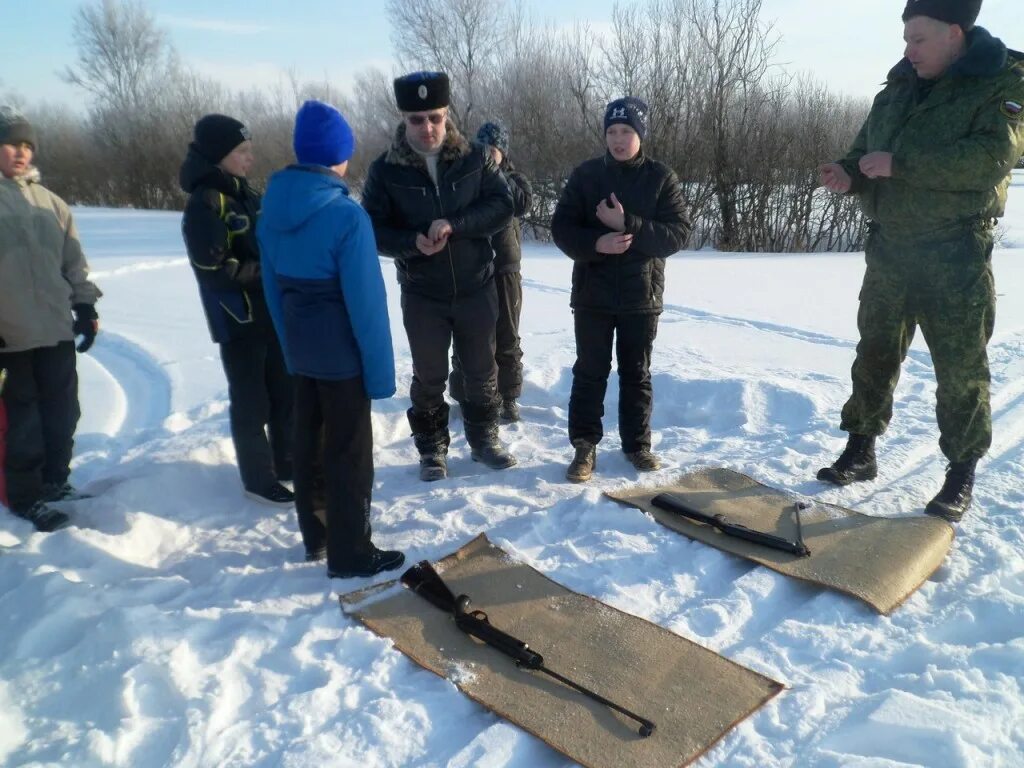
817, 434, 877, 486
925, 460, 976, 523
463, 401, 517, 470
13, 500, 71, 532
625, 448, 661, 472
500, 397, 521, 423
327, 545, 406, 579
566, 440, 597, 483
408, 405, 451, 482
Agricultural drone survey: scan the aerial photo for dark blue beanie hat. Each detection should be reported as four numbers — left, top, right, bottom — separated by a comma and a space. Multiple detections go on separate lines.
604, 97, 649, 141
475, 121, 510, 156
293, 100, 355, 167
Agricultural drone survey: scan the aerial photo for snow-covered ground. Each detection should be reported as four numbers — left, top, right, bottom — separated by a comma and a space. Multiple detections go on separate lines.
2, 173, 1024, 767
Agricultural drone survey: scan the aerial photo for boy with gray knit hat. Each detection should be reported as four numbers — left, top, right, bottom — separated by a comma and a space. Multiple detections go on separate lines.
0, 107, 102, 531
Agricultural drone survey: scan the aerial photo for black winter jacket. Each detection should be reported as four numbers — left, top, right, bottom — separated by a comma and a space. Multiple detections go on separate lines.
180, 145, 267, 343
361, 122, 513, 300
552, 152, 691, 314
492, 159, 533, 274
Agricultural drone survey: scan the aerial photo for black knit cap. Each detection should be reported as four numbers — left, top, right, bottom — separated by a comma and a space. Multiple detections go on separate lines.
902, 0, 982, 29
192, 114, 251, 164
0, 106, 37, 150
394, 71, 450, 112
604, 97, 649, 141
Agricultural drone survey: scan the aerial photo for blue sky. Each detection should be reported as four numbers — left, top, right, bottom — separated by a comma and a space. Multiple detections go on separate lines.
3, 0, 1019, 109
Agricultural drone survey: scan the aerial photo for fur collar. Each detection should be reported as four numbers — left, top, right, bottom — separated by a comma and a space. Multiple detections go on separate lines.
384, 120, 471, 171
3, 166, 42, 185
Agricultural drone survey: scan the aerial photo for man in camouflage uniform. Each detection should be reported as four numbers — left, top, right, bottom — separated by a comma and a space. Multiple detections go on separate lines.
817, 0, 1024, 522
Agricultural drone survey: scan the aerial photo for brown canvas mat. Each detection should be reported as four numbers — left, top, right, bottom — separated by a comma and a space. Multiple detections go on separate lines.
606, 467, 954, 614
340, 534, 783, 768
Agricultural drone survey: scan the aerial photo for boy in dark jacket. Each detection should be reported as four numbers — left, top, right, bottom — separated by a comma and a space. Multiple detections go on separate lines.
257, 100, 404, 579
449, 121, 533, 422
552, 97, 691, 482
180, 114, 294, 506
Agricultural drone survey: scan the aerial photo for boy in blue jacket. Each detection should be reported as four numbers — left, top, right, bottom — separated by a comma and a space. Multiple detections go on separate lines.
257, 100, 404, 579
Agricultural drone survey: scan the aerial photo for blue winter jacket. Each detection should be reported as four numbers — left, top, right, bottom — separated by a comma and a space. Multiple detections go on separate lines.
257, 165, 396, 399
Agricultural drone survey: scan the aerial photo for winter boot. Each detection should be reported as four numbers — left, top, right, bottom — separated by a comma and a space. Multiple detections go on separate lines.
41, 481, 91, 502
925, 460, 976, 523
327, 545, 406, 579
463, 401, 517, 470
625, 448, 661, 472
245, 482, 296, 508
409, 405, 451, 482
566, 439, 597, 483
13, 500, 71, 532
500, 398, 521, 423
816, 434, 877, 486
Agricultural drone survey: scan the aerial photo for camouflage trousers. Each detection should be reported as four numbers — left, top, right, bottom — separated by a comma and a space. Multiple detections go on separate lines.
840, 224, 996, 463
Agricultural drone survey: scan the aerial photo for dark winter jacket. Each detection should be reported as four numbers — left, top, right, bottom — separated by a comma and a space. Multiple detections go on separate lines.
360, 121, 513, 300
838, 27, 1024, 238
492, 158, 533, 274
552, 151, 691, 314
180, 145, 267, 344
257, 165, 396, 399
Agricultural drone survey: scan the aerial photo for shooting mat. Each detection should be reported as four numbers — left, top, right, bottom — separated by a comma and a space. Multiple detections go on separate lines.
605, 467, 954, 614
340, 533, 782, 768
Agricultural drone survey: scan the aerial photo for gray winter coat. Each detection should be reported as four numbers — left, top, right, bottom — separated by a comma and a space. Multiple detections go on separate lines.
0, 168, 101, 352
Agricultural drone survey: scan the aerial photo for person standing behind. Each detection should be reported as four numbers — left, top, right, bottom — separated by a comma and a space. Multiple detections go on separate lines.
258, 100, 404, 578
180, 114, 294, 506
361, 71, 515, 482
0, 106, 101, 531
552, 97, 691, 483
816, 0, 1024, 522
449, 121, 533, 423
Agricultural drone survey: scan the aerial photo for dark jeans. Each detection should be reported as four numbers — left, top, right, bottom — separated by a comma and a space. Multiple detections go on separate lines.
402, 284, 498, 413
292, 375, 373, 569
0, 342, 79, 512
568, 310, 659, 453
219, 330, 293, 492
450, 271, 523, 402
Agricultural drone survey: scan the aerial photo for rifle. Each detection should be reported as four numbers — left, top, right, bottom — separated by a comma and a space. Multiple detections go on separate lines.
401, 560, 656, 738
651, 493, 811, 558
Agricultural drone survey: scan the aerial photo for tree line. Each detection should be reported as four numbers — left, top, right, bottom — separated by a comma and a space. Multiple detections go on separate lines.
4, 0, 875, 252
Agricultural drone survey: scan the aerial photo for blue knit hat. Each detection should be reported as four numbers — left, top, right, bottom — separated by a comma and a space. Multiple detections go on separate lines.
293, 100, 355, 167
475, 121, 510, 156
604, 97, 649, 141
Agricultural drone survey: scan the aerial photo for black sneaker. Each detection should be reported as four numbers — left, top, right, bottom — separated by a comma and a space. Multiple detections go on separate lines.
419, 452, 448, 482
328, 547, 406, 579
817, 434, 877, 486
925, 461, 976, 523
566, 440, 596, 483
500, 398, 521, 423
245, 482, 295, 508
13, 501, 71, 532
625, 449, 661, 472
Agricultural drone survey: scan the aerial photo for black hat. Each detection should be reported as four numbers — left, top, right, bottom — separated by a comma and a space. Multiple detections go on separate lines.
0, 106, 37, 150
193, 114, 251, 164
476, 121, 510, 156
902, 0, 982, 29
604, 97, 649, 141
394, 71, 450, 112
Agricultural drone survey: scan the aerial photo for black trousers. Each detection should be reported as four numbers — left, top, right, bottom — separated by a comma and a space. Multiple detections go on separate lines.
219, 329, 293, 492
402, 284, 498, 413
568, 310, 659, 453
292, 375, 373, 569
450, 271, 524, 402
0, 342, 79, 512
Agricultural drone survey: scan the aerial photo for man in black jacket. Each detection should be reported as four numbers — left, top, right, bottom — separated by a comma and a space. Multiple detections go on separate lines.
180, 115, 294, 506
361, 72, 516, 481
552, 97, 691, 482
449, 121, 533, 422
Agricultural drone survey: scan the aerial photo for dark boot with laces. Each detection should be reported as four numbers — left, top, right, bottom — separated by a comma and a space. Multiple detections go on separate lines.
13, 500, 71, 532
566, 440, 597, 483
925, 460, 976, 523
817, 434, 877, 486
625, 448, 661, 472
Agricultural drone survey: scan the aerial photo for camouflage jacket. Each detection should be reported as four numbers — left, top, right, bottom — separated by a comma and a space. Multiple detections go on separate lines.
839, 27, 1024, 238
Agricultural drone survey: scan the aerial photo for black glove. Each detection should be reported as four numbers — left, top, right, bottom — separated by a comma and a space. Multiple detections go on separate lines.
72, 303, 99, 353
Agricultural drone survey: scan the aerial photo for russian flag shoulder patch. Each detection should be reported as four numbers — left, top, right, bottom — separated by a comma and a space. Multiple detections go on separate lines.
1001, 100, 1023, 120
